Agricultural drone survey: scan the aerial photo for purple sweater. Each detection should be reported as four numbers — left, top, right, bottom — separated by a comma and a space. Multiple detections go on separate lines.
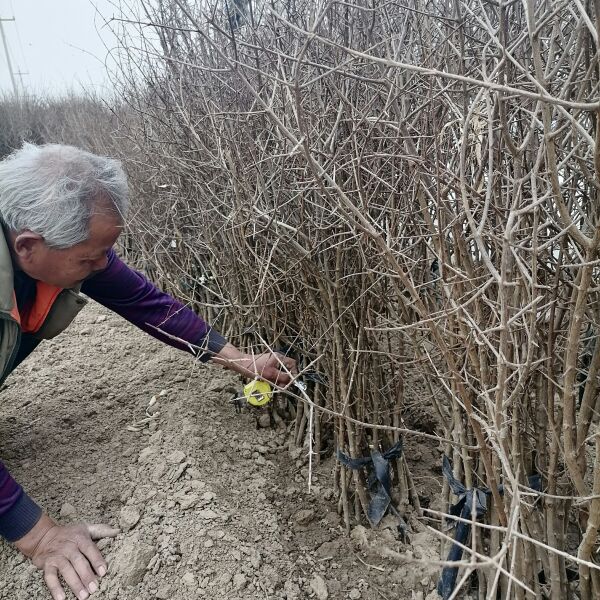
0, 249, 226, 541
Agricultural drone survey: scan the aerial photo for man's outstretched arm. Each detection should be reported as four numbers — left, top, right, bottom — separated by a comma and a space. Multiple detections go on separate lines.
82, 250, 296, 385
81, 249, 226, 359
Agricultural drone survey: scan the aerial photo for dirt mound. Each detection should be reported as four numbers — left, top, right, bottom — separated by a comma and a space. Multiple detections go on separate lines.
0, 302, 442, 599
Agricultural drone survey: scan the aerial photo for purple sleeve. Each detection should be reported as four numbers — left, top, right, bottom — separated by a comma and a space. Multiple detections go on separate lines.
81, 250, 227, 360
0, 462, 42, 541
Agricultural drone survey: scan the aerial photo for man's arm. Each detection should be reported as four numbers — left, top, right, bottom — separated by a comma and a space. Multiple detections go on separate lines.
82, 250, 297, 385
0, 461, 42, 542
81, 249, 226, 360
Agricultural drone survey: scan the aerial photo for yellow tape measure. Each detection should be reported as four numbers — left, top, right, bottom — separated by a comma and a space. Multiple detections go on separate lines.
243, 379, 273, 407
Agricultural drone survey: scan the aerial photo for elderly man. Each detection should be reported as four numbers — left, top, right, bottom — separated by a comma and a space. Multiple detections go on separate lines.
0, 143, 296, 600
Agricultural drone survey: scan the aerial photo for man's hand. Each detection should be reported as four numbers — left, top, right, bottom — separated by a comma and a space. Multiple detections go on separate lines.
14, 513, 119, 600
211, 343, 298, 385
246, 352, 298, 386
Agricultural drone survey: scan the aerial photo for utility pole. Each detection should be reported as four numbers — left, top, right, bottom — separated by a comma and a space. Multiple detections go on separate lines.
0, 16, 18, 97
15, 70, 28, 93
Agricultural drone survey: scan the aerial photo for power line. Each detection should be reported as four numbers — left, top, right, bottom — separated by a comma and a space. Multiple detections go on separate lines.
0, 15, 17, 97
8, 0, 28, 74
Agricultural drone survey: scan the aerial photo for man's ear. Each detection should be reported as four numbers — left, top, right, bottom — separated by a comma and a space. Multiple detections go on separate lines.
13, 231, 45, 262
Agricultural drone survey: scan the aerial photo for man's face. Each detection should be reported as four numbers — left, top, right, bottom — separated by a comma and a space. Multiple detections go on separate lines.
12, 212, 123, 288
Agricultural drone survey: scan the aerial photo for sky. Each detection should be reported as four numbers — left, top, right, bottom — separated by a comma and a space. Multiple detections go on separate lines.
0, 0, 127, 97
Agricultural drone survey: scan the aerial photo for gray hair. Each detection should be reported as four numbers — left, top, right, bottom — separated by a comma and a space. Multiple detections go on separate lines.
0, 143, 129, 249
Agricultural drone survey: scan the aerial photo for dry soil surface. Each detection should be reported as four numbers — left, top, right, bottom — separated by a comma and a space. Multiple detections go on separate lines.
0, 301, 442, 600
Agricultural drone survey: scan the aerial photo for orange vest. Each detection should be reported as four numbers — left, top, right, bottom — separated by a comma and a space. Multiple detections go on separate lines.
10, 282, 64, 334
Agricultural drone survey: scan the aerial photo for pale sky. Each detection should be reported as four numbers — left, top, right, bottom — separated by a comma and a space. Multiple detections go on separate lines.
0, 0, 127, 96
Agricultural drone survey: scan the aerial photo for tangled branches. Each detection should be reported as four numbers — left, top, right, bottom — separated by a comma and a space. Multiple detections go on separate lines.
100, 0, 600, 597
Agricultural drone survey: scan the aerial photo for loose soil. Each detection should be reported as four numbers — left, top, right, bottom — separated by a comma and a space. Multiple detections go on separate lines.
0, 301, 443, 600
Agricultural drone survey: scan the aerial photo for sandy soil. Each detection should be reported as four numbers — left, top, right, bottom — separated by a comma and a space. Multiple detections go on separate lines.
0, 301, 442, 600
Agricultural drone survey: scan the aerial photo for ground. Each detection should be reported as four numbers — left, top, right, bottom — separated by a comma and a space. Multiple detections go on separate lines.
0, 301, 442, 600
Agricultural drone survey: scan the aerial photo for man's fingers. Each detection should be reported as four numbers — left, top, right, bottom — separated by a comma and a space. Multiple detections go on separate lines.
54, 561, 89, 600
275, 370, 293, 386
79, 535, 109, 577
70, 550, 99, 594
44, 566, 67, 600
281, 356, 298, 374
86, 523, 120, 540
270, 354, 297, 376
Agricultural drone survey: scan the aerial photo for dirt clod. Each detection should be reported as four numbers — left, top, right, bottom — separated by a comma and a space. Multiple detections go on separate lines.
233, 572, 247, 590
118, 506, 141, 532
310, 574, 329, 599
165, 450, 186, 464
59, 502, 76, 520
112, 534, 154, 587
294, 508, 316, 525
